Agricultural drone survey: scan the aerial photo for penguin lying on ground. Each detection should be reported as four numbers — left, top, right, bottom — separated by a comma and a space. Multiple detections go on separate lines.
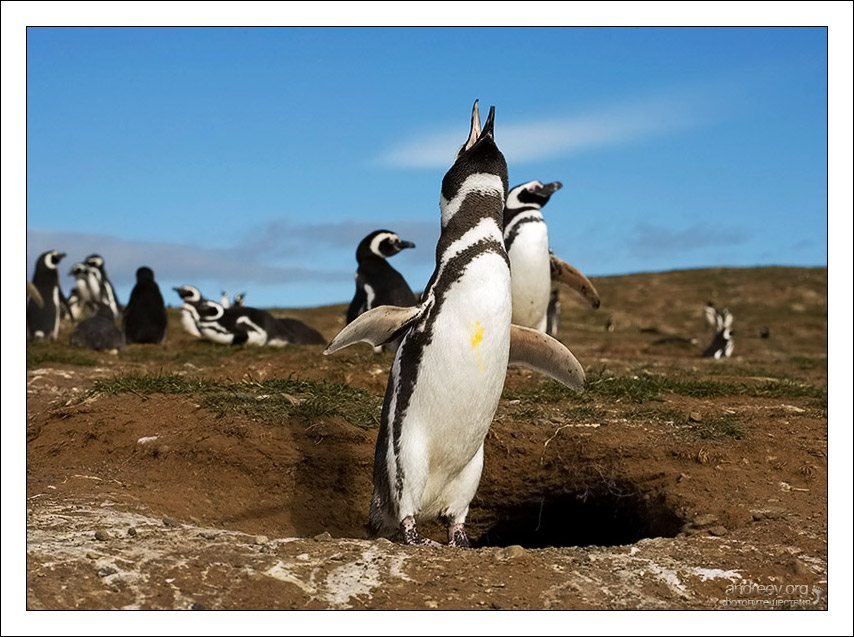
84, 254, 121, 321
70, 303, 125, 352
347, 230, 417, 352
27, 250, 69, 340
123, 267, 168, 344
177, 288, 325, 346
503, 180, 600, 335
324, 101, 585, 548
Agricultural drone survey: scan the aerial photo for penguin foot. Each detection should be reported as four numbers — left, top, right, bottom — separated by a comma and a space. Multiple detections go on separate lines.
447, 523, 471, 548
400, 516, 442, 548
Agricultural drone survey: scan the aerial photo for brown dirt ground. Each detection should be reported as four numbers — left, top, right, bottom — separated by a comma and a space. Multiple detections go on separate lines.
24, 267, 829, 611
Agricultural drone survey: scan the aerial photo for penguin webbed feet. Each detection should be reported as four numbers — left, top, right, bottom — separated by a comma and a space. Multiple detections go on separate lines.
447, 523, 471, 548
400, 516, 443, 548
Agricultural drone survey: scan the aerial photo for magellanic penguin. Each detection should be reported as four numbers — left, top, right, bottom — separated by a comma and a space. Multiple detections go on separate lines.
67, 262, 104, 320
220, 292, 231, 309
503, 180, 600, 334
702, 302, 734, 359
123, 267, 168, 344
27, 250, 69, 340
174, 285, 206, 338
84, 254, 121, 321
347, 230, 417, 352
70, 303, 125, 352
233, 292, 246, 307
324, 102, 586, 548
192, 298, 325, 347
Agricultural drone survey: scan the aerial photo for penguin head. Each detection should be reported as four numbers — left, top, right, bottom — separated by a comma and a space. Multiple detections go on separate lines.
196, 300, 225, 322
506, 180, 563, 210
174, 285, 202, 303
234, 293, 246, 306
70, 262, 89, 278
38, 250, 66, 271
136, 266, 155, 282
85, 254, 105, 270
440, 101, 508, 227
357, 230, 416, 261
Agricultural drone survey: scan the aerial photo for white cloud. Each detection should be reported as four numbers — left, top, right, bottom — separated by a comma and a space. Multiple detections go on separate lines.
380, 92, 706, 169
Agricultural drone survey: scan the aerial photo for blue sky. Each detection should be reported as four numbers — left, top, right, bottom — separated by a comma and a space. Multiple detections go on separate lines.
21, 24, 831, 308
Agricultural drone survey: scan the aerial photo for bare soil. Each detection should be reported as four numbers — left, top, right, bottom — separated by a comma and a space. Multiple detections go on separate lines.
25, 267, 828, 610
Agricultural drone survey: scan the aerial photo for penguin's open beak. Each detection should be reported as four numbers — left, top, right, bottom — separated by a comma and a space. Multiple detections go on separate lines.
463, 100, 482, 152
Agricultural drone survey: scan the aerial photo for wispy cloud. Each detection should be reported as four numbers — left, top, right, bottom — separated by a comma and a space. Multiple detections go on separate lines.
629, 222, 751, 259
26, 228, 350, 290
380, 92, 707, 169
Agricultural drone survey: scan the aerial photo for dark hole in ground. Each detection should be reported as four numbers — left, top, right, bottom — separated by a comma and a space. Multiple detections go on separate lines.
472, 484, 683, 549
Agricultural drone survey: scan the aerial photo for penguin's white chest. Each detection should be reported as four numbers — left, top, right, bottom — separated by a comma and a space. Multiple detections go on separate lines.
508, 223, 551, 330
180, 306, 202, 337
405, 252, 512, 472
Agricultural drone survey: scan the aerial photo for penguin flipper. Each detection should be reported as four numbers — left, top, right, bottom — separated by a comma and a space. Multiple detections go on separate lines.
509, 324, 585, 392
549, 254, 601, 309
324, 305, 422, 355
27, 280, 44, 309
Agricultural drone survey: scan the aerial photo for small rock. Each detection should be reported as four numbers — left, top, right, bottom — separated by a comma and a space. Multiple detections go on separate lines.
688, 411, 703, 423
162, 517, 182, 528
127, 527, 137, 537
752, 507, 786, 521
677, 472, 690, 483
198, 531, 217, 540
780, 404, 806, 414
707, 526, 728, 537
374, 537, 393, 546
425, 600, 438, 609
491, 601, 502, 610
86, 552, 99, 560
503, 545, 526, 559
190, 602, 207, 610
789, 558, 811, 576
97, 566, 117, 578
94, 530, 111, 541
254, 535, 269, 545
314, 531, 333, 542
691, 514, 718, 528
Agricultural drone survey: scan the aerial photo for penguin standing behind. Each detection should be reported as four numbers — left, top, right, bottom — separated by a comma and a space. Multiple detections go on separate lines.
325, 102, 585, 547
71, 303, 125, 351
702, 302, 734, 359
123, 267, 168, 344
27, 250, 68, 340
67, 262, 103, 320
84, 254, 121, 321
347, 230, 417, 352
503, 181, 600, 334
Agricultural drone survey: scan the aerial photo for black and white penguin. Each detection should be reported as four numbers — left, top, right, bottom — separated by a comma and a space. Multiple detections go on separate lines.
174, 285, 206, 338
192, 298, 324, 347
324, 102, 585, 548
27, 280, 44, 309
70, 303, 125, 351
84, 254, 121, 321
220, 292, 231, 309
27, 250, 68, 340
67, 262, 103, 320
702, 302, 734, 359
123, 267, 168, 344
545, 287, 561, 337
503, 180, 600, 333
347, 230, 417, 352
232, 292, 246, 307
347, 230, 417, 324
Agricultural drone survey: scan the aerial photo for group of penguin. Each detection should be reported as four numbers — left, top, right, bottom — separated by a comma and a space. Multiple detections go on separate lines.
345, 181, 602, 350
174, 285, 325, 346
26, 251, 168, 351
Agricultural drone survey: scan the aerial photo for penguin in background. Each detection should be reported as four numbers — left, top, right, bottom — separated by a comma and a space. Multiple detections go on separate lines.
703, 302, 734, 359
70, 303, 125, 352
220, 292, 232, 309
27, 250, 69, 340
67, 262, 103, 320
233, 292, 246, 307
324, 101, 585, 548
174, 285, 206, 338
503, 180, 600, 334
123, 267, 168, 344
84, 254, 121, 320
347, 230, 417, 352
26, 280, 44, 309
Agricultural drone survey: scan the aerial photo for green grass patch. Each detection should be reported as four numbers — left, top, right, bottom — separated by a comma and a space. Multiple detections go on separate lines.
688, 413, 746, 441
505, 367, 827, 406
620, 407, 685, 424
27, 342, 98, 368
91, 373, 382, 429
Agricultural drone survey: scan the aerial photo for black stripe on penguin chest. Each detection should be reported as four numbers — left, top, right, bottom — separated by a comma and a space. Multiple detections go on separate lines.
387, 237, 509, 501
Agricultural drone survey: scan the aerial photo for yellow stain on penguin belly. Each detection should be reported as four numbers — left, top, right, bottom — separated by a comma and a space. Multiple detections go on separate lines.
468, 320, 486, 374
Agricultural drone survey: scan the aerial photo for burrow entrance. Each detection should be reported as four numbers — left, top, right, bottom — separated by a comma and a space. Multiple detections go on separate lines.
471, 482, 683, 549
